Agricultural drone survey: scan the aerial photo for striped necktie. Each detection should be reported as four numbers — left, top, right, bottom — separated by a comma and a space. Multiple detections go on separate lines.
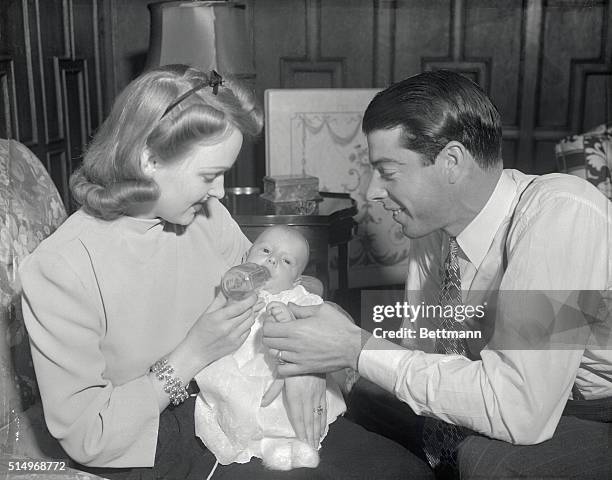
435, 237, 469, 355
422, 236, 472, 478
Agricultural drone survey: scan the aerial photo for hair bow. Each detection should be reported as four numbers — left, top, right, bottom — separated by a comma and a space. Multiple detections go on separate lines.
208, 70, 223, 95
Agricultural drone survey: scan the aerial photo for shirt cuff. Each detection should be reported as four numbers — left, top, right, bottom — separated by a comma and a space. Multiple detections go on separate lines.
357, 336, 413, 394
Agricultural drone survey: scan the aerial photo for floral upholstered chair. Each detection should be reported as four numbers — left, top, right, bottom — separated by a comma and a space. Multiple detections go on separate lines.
0, 139, 104, 478
555, 124, 612, 200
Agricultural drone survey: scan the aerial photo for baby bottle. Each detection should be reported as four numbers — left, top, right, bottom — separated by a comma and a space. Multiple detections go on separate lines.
221, 263, 271, 300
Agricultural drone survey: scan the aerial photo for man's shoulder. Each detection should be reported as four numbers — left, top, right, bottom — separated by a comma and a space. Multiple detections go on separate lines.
533, 172, 601, 197
513, 171, 610, 217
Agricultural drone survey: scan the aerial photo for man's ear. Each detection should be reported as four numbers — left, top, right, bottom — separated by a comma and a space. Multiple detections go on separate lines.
140, 147, 157, 177
439, 141, 466, 184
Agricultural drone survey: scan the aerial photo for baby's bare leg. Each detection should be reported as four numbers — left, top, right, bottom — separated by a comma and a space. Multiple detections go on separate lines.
266, 301, 296, 323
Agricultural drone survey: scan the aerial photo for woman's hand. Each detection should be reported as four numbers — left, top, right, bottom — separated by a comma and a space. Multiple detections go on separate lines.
170, 294, 257, 382
284, 374, 327, 449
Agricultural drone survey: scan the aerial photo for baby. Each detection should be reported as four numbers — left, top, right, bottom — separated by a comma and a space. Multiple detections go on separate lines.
194, 225, 346, 470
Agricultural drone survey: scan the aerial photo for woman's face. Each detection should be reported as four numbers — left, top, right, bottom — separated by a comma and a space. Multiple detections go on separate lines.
147, 128, 243, 225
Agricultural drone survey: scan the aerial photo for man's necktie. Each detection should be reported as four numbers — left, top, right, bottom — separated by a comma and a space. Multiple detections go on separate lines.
435, 237, 468, 355
422, 236, 473, 478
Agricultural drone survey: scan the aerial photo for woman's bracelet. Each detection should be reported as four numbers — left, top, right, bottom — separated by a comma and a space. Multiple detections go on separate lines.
150, 358, 189, 406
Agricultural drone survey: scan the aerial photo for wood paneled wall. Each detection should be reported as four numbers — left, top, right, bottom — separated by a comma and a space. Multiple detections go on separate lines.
0, 0, 109, 209
2, 0, 610, 204
252, 0, 612, 176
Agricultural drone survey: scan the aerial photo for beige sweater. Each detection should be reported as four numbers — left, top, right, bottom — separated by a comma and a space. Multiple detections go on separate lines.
19, 199, 250, 467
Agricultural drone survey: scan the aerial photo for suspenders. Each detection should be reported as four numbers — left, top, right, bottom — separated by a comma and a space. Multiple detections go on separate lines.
501, 178, 537, 272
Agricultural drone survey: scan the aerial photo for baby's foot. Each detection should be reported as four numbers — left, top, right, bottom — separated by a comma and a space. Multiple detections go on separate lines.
266, 301, 295, 323
291, 440, 320, 469
261, 438, 293, 471
261, 438, 320, 471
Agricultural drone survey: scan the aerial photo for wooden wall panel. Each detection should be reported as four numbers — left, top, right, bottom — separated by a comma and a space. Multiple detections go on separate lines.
584, 72, 611, 129
107, 0, 151, 96
73, 0, 104, 128
530, 0, 612, 171
3, 0, 36, 144
320, 0, 374, 88
539, 1, 603, 128
0, 58, 18, 140
502, 140, 518, 170
38, 0, 67, 144
281, 4, 347, 88
534, 140, 560, 174
45, 149, 69, 207
464, 0, 523, 127
55, 58, 90, 188
3, 0, 610, 195
0, 0, 107, 210
372, 0, 397, 86
394, 0, 452, 78
253, 0, 307, 96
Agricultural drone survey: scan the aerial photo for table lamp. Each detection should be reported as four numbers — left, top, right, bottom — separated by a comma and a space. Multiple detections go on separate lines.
145, 0, 256, 187
145, 0, 255, 79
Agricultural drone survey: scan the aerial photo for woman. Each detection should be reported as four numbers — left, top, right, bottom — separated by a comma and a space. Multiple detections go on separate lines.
19, 65, 432, 479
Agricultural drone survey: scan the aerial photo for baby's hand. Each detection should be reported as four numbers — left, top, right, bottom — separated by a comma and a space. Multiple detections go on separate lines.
261, 378, 284, 407
266, 301, 296, 323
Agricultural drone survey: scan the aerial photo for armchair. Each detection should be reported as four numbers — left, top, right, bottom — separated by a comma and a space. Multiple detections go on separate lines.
0, 139, 104, 478
555, 123, 612, 200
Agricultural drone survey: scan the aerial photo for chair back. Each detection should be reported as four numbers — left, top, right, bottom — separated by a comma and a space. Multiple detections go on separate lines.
555, 124, 612, 200
0, 139, 67, 457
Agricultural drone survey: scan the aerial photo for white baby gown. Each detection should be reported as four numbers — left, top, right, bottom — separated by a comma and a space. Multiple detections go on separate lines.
194, 285, 346, 469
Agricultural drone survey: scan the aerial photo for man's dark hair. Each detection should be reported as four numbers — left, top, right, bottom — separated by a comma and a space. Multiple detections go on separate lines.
362, 70, 502, 169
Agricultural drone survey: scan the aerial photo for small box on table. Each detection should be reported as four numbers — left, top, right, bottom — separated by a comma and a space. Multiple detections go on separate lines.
261, 174, 322, 203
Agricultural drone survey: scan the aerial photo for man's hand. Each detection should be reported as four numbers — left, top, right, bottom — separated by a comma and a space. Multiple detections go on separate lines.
262, 302, 364, 375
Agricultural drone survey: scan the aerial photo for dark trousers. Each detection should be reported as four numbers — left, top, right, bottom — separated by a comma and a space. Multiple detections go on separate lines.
457, 415, 611, 479
78, 395, 432, 480
346, 378, 612, 480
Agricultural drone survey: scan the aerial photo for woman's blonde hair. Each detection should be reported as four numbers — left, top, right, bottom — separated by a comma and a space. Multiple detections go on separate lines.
70, 64, 263, 220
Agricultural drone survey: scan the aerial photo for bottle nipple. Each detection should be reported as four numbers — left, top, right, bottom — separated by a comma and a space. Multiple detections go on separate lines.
221, 263, 271, 300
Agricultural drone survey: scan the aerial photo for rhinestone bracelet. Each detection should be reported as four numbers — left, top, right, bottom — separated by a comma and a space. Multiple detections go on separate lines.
150, 358, 189, 406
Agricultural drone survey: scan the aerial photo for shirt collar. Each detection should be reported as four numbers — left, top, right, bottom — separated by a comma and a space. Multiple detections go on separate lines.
456, 170, 516, 269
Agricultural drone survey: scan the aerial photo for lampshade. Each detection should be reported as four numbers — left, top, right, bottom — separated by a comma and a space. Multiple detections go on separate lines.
146, 1, 255, 77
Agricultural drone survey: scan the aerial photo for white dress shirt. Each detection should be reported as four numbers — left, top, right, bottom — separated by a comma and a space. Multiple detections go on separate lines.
358, 169, 612, 445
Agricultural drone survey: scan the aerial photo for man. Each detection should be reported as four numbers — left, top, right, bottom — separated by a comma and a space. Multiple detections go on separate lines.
263, 70, 611, 479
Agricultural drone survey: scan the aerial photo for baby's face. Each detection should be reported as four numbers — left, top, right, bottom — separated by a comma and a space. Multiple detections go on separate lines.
246, 227, 308, 294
